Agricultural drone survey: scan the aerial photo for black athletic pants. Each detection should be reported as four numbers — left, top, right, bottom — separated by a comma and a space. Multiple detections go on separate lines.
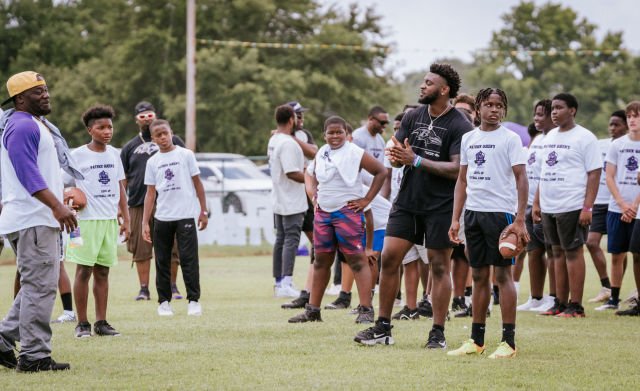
153, 218, 200, 303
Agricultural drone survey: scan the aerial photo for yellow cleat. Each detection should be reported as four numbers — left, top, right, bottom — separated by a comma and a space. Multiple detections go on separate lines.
447, 339, 485, 356
488, 342, 517, 359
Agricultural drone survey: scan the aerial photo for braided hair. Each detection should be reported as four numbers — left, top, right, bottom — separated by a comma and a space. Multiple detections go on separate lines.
475, 88, 508, 117
534, 99, 552, 117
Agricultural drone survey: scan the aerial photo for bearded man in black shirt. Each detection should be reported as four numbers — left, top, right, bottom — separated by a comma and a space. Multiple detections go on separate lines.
355, 64, 473, 348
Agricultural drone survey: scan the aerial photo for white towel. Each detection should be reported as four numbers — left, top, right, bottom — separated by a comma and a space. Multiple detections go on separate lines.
314, 142, 364, 187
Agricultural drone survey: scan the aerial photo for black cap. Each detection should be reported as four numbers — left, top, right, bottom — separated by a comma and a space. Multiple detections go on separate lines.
287, 101, 307, 113
134, 101, 156, 115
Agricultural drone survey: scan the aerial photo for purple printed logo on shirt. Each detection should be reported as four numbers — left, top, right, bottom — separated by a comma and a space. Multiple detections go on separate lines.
546, 151, 558, 166
626, 156, 638, 172
98, 170, 110, 185
528, 152, 536, 166
164, 168, 175, 181
474, 151, 486, 167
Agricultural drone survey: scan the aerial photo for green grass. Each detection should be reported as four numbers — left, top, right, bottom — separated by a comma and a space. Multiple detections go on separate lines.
0, 249, 639, 390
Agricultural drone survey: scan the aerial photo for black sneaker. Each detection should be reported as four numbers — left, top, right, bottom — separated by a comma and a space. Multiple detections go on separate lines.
349, 304, 361, 315
135, 288, 150, 301
392, 305, 420, 320
94, 320, 121, 337
354, 320, 394, 345
355, 306, 375, 324
281, 293, 309, 309
451, 296, 467, 312
616, 301, 640, 316
0, 348, 17, 369
324, 291, 351, 310
425, 328, 447, 349
16, 357, 70, 372
288, 304, 322, 323
74, 322, 91, 338
417, 297, 433, 318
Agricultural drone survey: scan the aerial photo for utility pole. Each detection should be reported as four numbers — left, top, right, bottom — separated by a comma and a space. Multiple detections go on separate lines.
185, 0, 196, 150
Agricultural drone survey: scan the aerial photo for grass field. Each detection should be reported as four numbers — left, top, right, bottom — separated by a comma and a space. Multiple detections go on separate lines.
1, 246, 639, 390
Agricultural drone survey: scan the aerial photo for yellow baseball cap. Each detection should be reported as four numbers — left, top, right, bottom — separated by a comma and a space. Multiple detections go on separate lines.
1, 71, 46, 106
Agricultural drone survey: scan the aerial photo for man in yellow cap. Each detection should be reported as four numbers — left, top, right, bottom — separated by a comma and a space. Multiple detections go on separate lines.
0, 71, 77, 372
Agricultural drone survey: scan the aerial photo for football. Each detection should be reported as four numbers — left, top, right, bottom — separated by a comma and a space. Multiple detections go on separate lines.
63, 187, 87, 210
498, 225, 523, 258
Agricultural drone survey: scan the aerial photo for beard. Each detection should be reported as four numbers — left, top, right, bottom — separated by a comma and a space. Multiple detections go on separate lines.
418, 90, 439, 105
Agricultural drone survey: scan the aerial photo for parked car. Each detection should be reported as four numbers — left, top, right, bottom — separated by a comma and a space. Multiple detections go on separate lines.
195, 153, 272, 214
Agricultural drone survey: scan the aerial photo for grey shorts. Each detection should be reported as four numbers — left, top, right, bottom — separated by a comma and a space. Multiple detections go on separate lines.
541, 209, 587, 251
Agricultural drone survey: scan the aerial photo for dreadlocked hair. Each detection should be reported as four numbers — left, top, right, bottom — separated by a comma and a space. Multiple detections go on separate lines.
430, 63, 461, 98
475, 88, 508, 117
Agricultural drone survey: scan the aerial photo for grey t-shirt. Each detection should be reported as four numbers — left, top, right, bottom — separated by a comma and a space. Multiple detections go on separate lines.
352, 126, 385, 185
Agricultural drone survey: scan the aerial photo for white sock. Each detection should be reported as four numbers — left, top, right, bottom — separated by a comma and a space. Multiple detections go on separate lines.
64, 310, 75, 316
282, 275, 293, 286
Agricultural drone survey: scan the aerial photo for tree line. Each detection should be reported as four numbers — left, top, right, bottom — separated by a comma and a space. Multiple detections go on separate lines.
2, 1, 639, 155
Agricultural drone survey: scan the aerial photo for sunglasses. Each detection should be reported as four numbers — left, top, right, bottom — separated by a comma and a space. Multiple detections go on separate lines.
374, 117, 389, 126
136, 112, 156, 120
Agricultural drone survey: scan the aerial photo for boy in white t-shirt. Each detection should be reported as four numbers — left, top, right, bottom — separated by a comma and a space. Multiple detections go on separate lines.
448, 88, 528, 359
66, 105, 130, 338
142, 120, 208, 317
603, 101, 640, 316
585, 111, 628, 304
532, 93, 602, 318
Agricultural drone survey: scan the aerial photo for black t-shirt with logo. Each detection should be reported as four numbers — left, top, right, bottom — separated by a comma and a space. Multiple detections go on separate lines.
120, 133, 186, 207
393, 105, 473, 214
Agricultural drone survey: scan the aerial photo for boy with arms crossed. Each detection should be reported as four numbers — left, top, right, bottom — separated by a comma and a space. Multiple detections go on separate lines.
142, 120, 208, 316
448, 88, 528, 358
68, 105, 130, 338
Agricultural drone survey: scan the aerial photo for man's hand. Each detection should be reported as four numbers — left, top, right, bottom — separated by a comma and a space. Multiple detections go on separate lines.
532, 203, 542, 224
119, 220, 130, 242
503, 219, 530, 246
620, 202, 637, 223
386, 136, 415, 166
142, 223, 152, 243
579, 210, 592, 226
346, 198, 370, 213
448, 220, 462, 244
365, 248, 377, 265
198, 212, 209, 231
53, 203, 77, 233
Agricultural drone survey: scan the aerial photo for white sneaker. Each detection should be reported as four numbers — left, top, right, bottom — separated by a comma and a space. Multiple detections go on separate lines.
516, 297, 535, 311
393, 298, 404, 307
588, 287, 611, 303
157, 301, 174, 316
531, 296, 555, 312
595, 301, 619, 311
51, 310, 76, 323
282, 284, 300, 298
187, 301, 202, 316
326, 284, 342, 296
624, 289, 638, 304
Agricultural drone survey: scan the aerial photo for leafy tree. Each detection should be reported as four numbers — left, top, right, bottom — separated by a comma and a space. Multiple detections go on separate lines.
466, 1, 640, 135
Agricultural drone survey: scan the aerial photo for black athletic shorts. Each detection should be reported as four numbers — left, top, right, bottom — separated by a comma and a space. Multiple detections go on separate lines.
451, 243, 468, 261
541, 209, 586, 251
589, 204, 608, 234
464, 210, 515, 268
525, 205, 546, 252
628, 220, 640, 253
385, 205, 453, 249
302, 197, 314, 233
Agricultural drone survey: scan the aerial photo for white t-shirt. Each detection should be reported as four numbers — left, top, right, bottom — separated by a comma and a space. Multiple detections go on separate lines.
460, 126, 527, 214
383, 138, 403, 202
353, 126, 385, 185
605, 135, 640, 213
267, 133, 307, 216
539, 125, 602, 213
595, 138, 613, 205
526, 133, 546, 205
307, 146, 364, 213
363, 185, 391, 231
71, 145, 125, 220
144, 146, 200, 221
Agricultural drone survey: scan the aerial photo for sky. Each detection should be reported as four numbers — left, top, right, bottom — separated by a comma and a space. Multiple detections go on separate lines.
322, 0, 640, 78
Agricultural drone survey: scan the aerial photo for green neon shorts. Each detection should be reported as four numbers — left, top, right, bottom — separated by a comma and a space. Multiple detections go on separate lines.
66, 219, 119, 268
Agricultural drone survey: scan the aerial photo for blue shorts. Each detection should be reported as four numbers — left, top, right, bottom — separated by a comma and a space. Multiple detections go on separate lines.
607, 211, 636, 254
362, 229, 385, 252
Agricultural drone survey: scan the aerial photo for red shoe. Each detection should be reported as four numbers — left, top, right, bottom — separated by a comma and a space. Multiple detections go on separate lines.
555, 302, 585, 318
538, 298, 563, 316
